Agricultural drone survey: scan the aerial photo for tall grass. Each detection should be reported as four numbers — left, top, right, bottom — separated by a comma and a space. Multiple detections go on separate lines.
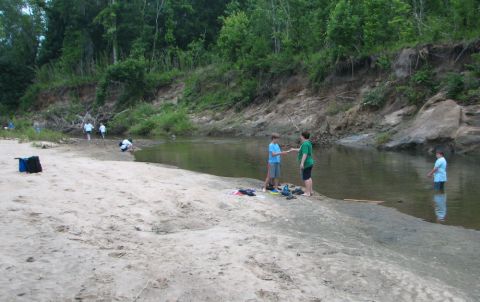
0, 117, 66, 142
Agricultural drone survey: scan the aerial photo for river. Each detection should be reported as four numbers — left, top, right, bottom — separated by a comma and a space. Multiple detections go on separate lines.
134, 137, 480, 230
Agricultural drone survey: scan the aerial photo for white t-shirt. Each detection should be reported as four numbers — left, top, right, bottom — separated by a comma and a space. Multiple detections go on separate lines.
84, 123, 94, 132
121, 139, 132, 150
99, 125, 106, 133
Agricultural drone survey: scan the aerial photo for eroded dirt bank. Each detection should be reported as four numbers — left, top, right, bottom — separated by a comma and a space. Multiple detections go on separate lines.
1, 140, 479, 301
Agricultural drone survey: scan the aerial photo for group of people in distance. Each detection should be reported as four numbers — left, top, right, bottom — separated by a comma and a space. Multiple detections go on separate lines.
82, 122, 133, 152
263, 131, 314, 197
82, 122, 106, 141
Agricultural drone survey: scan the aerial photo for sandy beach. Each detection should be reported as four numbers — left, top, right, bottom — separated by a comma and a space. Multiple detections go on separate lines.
1, 139, 479, 302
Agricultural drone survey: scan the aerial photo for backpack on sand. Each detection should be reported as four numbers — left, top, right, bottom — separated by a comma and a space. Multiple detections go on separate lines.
26, 156, 42, 173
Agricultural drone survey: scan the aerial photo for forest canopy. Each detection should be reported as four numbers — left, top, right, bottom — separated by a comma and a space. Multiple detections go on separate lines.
1, 0, 479, 110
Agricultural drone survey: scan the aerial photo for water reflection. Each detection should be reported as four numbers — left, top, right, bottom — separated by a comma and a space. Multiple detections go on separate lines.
134, 137, 480, 229
433, 193, 447, 223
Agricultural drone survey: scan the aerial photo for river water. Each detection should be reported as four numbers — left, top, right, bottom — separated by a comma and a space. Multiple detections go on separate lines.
134, 137, 480, 230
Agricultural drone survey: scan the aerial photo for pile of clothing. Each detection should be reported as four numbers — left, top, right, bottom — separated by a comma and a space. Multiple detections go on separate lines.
269, 184, 304, 200
232, 189, 256, 196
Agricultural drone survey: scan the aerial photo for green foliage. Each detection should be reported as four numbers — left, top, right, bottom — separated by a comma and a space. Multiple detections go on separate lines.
0, 117, 65, 142
395, 66, 439, 106
19, 85, 42, 112
307, 50, 333, 85
3, 0, 480, 113
395, 85, 422, 106
446, 73, 465, 100
183, 65, 257, 110
376, 132, 392, 146
445, 72, 480, 104
109, 103, 192, 136
326, 0, 363, 59
411, 67, 437, 91
362, 83, 388, 109
375, 54, 391, 71
217, 11, 251, 63
0, 59, 34, 109
466, 53, 480, 77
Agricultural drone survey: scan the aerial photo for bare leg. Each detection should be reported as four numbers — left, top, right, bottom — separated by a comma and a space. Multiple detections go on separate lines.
304, 178, 313, 196
274, 178, 279, 189
263, 164, 270, 192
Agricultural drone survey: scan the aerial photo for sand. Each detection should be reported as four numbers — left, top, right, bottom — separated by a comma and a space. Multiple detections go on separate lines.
1, 139, 479, 302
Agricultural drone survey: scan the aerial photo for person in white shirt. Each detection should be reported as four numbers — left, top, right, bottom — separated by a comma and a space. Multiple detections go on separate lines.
120, 138, 134, 152
99, 123, 106, 139
83, 122, 94, 141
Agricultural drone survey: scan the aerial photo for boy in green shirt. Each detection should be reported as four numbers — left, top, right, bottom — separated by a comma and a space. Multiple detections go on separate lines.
290, 131, 314, 196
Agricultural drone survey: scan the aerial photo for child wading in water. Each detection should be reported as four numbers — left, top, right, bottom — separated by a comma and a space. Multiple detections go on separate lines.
263, 133, 291, 192
427, 150, 447, 192
290, 131, 315, 196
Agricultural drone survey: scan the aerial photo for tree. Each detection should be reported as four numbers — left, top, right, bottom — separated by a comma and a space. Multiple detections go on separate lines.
363, 0, 413, 51
326, 0, 364, 60
217, 11, 251, 62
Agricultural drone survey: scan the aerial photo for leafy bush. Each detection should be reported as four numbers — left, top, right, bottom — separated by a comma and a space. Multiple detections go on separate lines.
307, 50, 332, 85
445, 72, 480, 104
466, 53, 480, 77
362, 84, 388, 109
96, 58, 147, 106
446, 73, 464, 99
411, 67, 437, 92
376, 132, 392, 146
396, 85, 426, 106
109, 103, 193, 136
19, 84, 42, 112
375, 54, 391, 71
183, 64, 257, 110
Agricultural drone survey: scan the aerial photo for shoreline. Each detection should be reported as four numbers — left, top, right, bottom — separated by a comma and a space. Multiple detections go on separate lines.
1, 139, 479, 301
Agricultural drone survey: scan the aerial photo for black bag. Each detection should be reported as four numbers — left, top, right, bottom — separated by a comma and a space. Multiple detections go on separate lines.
26, 156, 42, 173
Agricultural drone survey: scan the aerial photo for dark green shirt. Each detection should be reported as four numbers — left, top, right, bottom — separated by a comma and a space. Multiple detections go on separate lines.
298, 140, 314, 168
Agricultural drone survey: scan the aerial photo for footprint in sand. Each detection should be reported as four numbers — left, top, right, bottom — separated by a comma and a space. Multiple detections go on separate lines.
64, 188, 75, 192
255, 289, 280, 302
13, 196, 28, 203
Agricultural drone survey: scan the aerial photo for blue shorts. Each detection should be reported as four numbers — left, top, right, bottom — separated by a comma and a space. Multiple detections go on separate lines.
269, 163, 281, 179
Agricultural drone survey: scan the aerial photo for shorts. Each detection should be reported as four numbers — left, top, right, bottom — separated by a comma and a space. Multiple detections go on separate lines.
86, 131, 92, 134
269, 163, 281, 179
434, 182, 445, 191
302, 166, 313, 181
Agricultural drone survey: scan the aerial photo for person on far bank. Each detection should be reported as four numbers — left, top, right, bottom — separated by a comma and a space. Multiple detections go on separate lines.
290, 131, 315, 196
427, 150, 447, 192
83, 122, 94, 141
99, 123, 106, 139
263, 133, 291, 192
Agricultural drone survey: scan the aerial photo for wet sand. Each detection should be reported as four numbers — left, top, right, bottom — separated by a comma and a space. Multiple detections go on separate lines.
1, 139, 479, 301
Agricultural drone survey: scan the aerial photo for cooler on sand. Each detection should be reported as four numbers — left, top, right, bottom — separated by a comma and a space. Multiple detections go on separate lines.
15, 158, 28, 172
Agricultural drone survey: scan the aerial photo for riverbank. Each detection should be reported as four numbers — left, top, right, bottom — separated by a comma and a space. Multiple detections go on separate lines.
1, 140, 479, 301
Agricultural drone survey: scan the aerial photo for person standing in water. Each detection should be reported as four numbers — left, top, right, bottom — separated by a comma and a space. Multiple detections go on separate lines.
290, 131, 315, 196
83, 122, 94, 141
263, 133, 291, 192
99, 123, 106, 139
427, 150, 447, 192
